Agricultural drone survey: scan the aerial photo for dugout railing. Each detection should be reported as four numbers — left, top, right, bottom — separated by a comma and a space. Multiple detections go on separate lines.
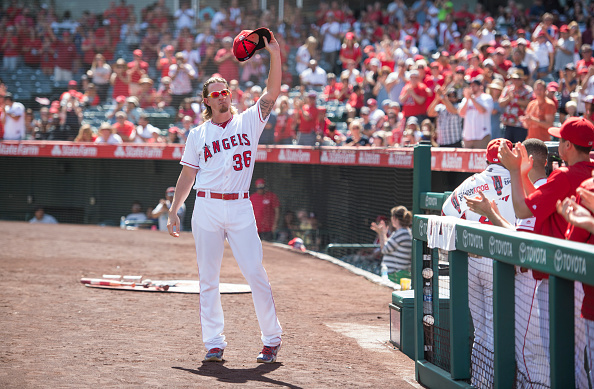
410, 143, 594, 388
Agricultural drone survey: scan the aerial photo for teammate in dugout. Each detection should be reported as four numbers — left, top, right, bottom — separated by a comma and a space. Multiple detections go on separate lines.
441, 138, 517, 389
250, 178, 281, 241
499, 116, 594, 388
464, 139, 552, 386
166, 29, 283, 364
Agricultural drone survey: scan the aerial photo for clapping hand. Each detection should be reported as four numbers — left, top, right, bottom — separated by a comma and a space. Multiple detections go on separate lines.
499, 141, 521, 172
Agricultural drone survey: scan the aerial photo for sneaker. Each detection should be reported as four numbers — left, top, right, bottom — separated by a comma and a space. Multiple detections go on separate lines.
204, 347, 224, 362
256, 343, 281, 363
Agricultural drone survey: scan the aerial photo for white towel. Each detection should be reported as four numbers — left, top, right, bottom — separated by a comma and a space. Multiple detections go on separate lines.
426, 215, 457, 251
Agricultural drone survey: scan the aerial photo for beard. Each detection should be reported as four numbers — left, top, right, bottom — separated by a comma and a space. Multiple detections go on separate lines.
218, 104, 229, 114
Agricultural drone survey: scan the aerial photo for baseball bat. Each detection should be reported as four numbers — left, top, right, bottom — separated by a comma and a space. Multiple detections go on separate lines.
80, 278, 136, 287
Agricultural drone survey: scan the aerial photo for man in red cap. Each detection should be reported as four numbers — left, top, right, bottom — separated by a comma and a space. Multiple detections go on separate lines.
442, 138, 517, 389
250, 178, 281, 241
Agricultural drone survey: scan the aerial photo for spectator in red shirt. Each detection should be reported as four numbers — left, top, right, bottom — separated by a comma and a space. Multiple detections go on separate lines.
110, 58, 131, 101
399, 69, 430, 122
297, 91, 320, 145
60, 80, 84, 102
577, 44, 594, 73
250, 178, 281, 241
346, 83, 365, 117
140, 26, 160, 63
335, 74, 352, 102
339, 32, 362, 70
21, 29, 42, 68
156, 44, 176, 79
2, 26, 20, 71
214, 36, 239, 84
40, 36, 55, 77
322, 73, 342, 101
493, 47, 513, 79
273, 96, 295, 145
81, 30, 97, 68
112, 111, 136, 142
128, 49, 149, 97
53, 32, 79, 82
137, 77, 157, 109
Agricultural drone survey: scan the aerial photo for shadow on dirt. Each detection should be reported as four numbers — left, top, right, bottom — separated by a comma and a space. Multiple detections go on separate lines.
172, 363, 303, 388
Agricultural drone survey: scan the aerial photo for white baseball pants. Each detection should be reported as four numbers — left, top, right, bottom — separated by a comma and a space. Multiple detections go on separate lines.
191, 196, 282, 351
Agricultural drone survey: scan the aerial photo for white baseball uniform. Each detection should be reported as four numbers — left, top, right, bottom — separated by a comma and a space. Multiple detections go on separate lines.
514, 177, 549, 387
442, 163, 516, 389
180, 99, 282, 351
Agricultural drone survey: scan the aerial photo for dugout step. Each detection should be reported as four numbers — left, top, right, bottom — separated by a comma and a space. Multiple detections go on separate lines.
390, 289, 450, 360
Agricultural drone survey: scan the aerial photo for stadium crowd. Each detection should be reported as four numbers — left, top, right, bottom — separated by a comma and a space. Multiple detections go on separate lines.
1, 0, 594, 148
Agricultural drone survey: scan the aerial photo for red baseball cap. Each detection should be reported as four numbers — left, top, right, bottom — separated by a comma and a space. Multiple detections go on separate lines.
548, 116, 594, 147
115, 95, 126, 103
560, 25, 569, 33
485, 17, 494, 23
487, 138, 513, 163
166, 186, 176, 195
255, 178, 266, 187
547, 81, 559, 91
232, 27, 272, 62
133, 49, 142, 56
487, 47, 496, 54
367, 98, 377, 106
345, 32, 355, 40
68, 80, 77, 87
517, 29, 525, 34
441, 51, 450, 57
456, 65, 465, 73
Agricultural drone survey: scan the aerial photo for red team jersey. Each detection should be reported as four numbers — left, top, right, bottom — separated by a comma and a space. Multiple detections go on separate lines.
250, 192, 280, 233
566, 177, 594, 320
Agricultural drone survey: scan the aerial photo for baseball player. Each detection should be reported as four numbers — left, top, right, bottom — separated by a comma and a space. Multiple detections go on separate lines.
465, 139, 550, 387
558, 173, 594, 386
166, 32, 282, 364
500, 117, 594, 387
442, 138, 517, 389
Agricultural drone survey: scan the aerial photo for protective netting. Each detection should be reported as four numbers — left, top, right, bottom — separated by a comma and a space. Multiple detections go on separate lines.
0, 156, 413, 252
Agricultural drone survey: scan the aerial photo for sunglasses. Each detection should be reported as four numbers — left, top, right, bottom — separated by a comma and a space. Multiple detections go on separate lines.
207, 89, 231, 98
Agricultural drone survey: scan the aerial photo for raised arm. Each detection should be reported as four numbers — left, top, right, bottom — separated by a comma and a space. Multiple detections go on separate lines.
259, 32, 282, 119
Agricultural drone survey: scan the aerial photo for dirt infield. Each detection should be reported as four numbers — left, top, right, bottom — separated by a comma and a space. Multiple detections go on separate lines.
0, 221, 417, 388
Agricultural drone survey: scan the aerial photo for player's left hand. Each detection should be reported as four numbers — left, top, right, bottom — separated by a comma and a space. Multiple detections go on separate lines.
464, 190, 494, 218
263, 32, 280, 55
167, 213, 181, 238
